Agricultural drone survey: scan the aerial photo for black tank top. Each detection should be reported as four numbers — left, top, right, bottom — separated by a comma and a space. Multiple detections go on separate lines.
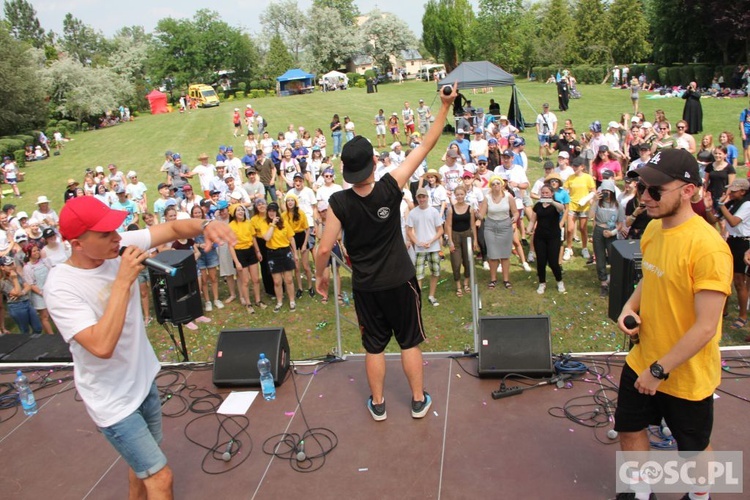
329, 173, 414, 291
451, 204, 471, 232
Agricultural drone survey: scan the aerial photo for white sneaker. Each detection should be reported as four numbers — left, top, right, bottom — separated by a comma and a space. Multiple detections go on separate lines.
214, 300, 224, 309
428, 296, 439, 307
536, 283, 546, 294
483, 261, 490, 270
581, 248, 591, 259
557, 281, 566, 293
563, 248, 572, 261
523, 262, 532, 272
205, 300, 213, 312
527, 251, 536, 263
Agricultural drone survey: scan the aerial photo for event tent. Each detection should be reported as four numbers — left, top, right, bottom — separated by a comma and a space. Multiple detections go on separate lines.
146, 90, 169, 114
321, 70, 349, 90
438, 61, 527, 131
276, 69, 315, 96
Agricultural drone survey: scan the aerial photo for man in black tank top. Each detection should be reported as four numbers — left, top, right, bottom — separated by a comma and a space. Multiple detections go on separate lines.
315, 84, 457, 421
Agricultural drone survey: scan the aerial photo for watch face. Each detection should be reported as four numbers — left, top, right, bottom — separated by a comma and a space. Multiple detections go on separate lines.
650, 363, 665, 379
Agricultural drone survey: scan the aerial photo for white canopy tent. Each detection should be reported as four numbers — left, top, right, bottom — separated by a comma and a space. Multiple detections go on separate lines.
321, 70, 349, 90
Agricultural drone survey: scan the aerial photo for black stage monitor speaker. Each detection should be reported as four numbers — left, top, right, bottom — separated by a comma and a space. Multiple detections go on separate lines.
2, 333, 72, 362
0, 334, 32, 360
478, 316, 553, 377
213, 328, 290, 387
148, 250, 202, 325
608, 240, 642, 323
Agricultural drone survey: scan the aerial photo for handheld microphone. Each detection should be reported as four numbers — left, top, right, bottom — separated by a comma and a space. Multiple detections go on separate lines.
296, 440, 306, 462
442, 85, 453, 96
119, 247, 177, 276
623, 315, 640, 344
222, 440, 233, 462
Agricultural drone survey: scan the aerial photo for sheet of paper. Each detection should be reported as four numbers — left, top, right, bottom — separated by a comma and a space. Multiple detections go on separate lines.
217, 391, 259, 415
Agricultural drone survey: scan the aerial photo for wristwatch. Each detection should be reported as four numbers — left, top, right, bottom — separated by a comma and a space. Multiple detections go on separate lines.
649, 361, 669, 380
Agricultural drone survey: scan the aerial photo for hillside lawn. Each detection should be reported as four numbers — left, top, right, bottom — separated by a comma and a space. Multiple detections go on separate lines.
14, 79, 749, 362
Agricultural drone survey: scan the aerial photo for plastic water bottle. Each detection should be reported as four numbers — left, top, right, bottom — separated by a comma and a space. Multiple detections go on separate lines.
257, 353, 276, 401
14, 370, 38, 416
342, 291, 350, 306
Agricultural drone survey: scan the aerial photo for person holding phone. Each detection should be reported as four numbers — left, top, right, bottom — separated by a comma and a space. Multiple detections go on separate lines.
526, 184, 566, 294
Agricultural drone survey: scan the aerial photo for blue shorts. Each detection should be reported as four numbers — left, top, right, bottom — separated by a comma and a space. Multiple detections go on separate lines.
538, 134, 550, 146
196, 248, 219, 269
99, 382, 167, 479
743, 136, 750, 150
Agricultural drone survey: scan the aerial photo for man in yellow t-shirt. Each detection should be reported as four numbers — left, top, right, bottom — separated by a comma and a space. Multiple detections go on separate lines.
562, 157, 596, 261
616, 149, 732, 500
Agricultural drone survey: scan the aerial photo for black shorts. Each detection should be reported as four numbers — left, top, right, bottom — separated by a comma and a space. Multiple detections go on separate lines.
726, 236, 749, 274
234, 247, 258, 268
267, 247, 295, 274
353, 276, 426, 354
614, 362, 713, 451
293, 231, 306, 251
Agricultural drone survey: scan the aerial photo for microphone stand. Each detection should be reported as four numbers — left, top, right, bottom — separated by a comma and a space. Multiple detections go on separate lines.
165, 323, 189, 362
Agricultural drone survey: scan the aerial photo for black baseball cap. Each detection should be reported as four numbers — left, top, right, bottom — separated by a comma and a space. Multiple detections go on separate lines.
341, 136, 375, 183
631, 149, 701, 186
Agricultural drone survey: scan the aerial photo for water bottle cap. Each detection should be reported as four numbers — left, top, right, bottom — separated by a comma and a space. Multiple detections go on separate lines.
259, 353, 266, 359
16, 370, 22, 376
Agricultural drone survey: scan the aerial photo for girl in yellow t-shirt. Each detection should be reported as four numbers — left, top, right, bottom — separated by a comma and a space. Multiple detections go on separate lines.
264, 202, 297, 312
228, 205, 263, 313
282, 193, 313, 300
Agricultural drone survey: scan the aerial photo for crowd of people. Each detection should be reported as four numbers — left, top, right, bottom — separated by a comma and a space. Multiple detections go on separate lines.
3, 93, 750, 339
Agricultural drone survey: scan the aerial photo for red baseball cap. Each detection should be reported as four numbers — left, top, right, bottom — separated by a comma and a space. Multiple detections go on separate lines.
59, 197, 127, 240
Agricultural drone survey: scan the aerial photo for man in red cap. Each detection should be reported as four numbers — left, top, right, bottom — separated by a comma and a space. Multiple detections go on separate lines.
44, 197, 235, 499
315, 83, 457, 422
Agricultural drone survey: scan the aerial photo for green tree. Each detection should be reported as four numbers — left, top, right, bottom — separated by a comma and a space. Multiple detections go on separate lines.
608, 0, 651, 64
61, 13, 105, 66
537, 0, 575, 66
303, 7, 362, 73
312, 0, 360, 25
0, 25, 46, 135
42, 56, 134, 126
260, 0, 306, 65
571, 0, 610, 64
263, 33, 294, 79
472, 0, 525, 72
647, 0, 704, 65
421, 0, 475, 71
3, 0, 45, 48
362, 10, 418, 73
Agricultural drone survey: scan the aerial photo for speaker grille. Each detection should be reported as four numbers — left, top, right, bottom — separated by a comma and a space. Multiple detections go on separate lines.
477, 316, 553, 377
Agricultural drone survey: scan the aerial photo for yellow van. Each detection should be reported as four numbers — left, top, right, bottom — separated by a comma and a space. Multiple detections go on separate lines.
188, 84, 220, 108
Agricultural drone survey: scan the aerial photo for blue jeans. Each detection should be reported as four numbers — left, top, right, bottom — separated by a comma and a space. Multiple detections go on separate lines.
332, 132, 343, 156
6, 300, 42, 334
100, 382, 167, 479
264, 184, 277, 203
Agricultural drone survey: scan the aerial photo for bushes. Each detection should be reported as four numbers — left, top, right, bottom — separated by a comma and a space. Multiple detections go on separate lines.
346, 72, 361, 85
0, 139, 25, 158
574, 65, 608, 84
13, 150, 25, 169
693, 65, 713, 87
645, 64, 659, 84
10, 135, 34, 146
678, 65, 695, 86
667, 67, 681, 86
355, 80, 366, 89
657, 67, 669, 86
629, 64, 645, 80
235, 91, 245, 99
238, 82, 247, 92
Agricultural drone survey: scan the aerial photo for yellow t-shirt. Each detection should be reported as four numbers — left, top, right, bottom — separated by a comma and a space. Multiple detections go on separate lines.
267, 222, 294, 250
282, 210, 309, 234
250, 214, 270, 237
229, 220, 255, 250
626, 215, 732, 401
564, 173, 595, 212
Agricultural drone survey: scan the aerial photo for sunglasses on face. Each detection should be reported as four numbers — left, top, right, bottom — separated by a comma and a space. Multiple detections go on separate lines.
324, 175, 333, 178
677, 126, 685, 129
636, 181, 684, 201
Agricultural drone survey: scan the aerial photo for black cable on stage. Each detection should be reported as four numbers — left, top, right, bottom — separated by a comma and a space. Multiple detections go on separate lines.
447, 352, 480, 378
183, 412, 253, 474
262, 367, 338, 473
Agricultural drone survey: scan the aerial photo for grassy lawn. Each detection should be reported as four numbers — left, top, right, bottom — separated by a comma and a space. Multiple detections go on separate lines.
15, 79, 750, 362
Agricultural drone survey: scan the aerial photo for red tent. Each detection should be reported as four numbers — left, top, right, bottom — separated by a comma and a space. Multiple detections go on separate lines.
147, 90, 169, 115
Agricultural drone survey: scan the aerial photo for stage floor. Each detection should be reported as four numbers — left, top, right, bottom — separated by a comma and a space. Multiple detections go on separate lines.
0, 350, 748, 499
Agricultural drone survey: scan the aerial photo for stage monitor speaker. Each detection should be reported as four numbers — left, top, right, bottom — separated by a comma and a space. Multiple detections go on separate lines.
608, 240, 642, 324
478, 316, 553, 377
213, 328, 290, 387
148, 250, 202, 325
2, 333, 72, 362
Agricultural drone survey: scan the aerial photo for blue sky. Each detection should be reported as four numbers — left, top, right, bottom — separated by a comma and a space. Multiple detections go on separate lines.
29, 0, 480, 40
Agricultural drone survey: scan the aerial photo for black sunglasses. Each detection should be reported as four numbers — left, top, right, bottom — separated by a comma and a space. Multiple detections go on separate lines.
636, 181, 685, 201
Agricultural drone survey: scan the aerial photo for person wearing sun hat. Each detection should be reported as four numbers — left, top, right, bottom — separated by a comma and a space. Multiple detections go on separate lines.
614, 149, 732, 499
31, 195, 59, 228
314, 82, 457, 422
44, 196, 236, 499
63, 178, 79, 203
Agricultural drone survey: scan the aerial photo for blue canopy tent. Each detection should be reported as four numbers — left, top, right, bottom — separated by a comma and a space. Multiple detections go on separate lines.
438, 61, 529, 131
276, 69, 315, 96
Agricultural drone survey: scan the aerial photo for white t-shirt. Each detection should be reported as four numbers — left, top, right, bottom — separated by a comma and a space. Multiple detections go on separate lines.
439, 164, 464, 193
536, 112, 557, 135
316, 183, 343, 204
44, 230, 160, 427
125, 181, 148, 202
407, 205, 442, 253
290, 187, 316, 227
224, 157, 243, 181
